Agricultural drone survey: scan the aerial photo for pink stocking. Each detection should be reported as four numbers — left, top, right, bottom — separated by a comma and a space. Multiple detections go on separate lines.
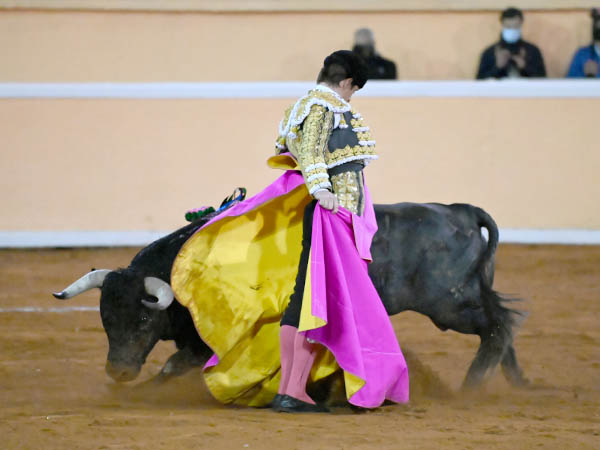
284, 331, 317, 404
278, 325, 297, 395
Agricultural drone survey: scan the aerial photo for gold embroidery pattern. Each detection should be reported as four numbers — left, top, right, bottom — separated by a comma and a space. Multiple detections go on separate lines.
276, 89, 350, 152
295, 105, 334, 194
275, 106, 294, 154
325, 144, 377, 167
321, 110, 377, 167
273, 90, 378, 195
292, 91, 349, 120
331, 171, 364, 216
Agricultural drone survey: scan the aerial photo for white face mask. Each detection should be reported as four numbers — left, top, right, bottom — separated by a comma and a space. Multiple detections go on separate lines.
502, 28, 521, 44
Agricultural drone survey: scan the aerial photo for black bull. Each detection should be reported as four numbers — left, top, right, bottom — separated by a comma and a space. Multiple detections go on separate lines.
53, 202, 527, 390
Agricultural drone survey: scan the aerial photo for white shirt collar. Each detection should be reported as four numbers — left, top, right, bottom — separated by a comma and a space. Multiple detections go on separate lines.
313, 84, 351, 108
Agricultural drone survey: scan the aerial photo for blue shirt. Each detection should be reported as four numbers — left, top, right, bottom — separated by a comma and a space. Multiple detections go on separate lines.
566, 45, 600, 78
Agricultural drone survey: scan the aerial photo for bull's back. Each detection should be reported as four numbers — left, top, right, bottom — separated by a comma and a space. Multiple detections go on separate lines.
372, 202, 487, 262
370, 203, 490, 314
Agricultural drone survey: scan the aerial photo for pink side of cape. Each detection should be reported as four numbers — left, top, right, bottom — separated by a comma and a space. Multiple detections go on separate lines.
200, 170, 409, 408
305, 187, 409, 407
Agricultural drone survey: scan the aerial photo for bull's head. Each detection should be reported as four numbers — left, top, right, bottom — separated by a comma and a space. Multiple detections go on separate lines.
53, 269, 174, 382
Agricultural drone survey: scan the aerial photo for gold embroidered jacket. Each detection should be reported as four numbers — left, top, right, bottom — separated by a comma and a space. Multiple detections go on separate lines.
275, 85, 378, 195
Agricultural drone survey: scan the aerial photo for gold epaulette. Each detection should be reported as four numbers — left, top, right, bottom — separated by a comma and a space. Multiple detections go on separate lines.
276, 85, 351, 150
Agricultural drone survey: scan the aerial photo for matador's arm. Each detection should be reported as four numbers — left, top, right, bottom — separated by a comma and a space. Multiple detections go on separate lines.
294, 105, 334, 195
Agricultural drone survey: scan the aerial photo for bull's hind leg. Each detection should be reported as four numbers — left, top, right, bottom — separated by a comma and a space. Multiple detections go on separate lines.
307, 370, 347, 406
461, 331, 506, 389
462, 282, 522, 389
152, 346, 209, 383
501, 344, 529, 387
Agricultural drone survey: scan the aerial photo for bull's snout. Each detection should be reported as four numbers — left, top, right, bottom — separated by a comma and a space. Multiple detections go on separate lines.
105, 360, 141, 382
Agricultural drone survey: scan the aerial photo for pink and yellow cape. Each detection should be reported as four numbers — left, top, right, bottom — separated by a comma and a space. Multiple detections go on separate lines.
171, 155, 409, 408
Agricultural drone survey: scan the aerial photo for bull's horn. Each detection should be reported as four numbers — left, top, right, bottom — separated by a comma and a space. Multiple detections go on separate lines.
141, 277, 174, 310
53, 269, 112, 299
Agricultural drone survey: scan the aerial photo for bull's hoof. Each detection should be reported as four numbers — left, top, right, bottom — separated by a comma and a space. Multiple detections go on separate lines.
149, 372, 172, 385
508, 375, 531, 389
460, 378, 485, 391
349, 404, 371, 414
502, 364, 530, 389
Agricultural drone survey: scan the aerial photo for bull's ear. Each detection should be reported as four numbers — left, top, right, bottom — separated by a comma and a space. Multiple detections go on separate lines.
53, 269, 112, 299
141, 277, 174, 310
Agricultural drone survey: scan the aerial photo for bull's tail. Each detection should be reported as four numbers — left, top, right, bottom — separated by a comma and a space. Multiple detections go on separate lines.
463, 282, 525, 388
473, 205, 524, 320
463, 206, 526, 388
474, 206, 499, 286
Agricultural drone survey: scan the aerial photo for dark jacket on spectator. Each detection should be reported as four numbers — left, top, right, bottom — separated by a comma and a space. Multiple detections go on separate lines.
566, 44, 600, 78
477, 38, 546, 79
363, 55, 397, 80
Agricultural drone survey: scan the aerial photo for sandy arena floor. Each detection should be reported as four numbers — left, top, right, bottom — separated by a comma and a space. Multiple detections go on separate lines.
0, 244, 598, 449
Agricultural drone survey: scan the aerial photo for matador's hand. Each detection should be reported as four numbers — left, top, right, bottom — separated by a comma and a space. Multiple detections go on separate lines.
313, 189, 339, 214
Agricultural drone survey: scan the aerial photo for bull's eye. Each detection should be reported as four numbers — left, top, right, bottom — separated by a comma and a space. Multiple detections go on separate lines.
140, 313, 150, 323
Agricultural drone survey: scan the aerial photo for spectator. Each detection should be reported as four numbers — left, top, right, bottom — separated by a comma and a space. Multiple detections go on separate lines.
477, 7, 546, 79
352, 28, 397, 80
566, 8, 600, 78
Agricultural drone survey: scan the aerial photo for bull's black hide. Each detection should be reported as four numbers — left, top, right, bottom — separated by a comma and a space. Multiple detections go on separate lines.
55, 202, 527, 390
370, 203, 525, 388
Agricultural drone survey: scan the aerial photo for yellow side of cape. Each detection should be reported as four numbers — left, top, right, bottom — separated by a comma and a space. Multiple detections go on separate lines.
266, 153, 299, 171
171, 182, 343, 406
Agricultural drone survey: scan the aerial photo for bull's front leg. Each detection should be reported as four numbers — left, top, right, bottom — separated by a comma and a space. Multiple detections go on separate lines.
500, 344, 529, 387
152, 346, 209, 384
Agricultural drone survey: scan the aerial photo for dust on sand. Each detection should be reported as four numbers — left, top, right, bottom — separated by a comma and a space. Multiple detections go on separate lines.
0, 245, 598, 449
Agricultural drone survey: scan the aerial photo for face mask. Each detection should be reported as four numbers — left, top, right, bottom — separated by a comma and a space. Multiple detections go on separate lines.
502, 28, 521, 44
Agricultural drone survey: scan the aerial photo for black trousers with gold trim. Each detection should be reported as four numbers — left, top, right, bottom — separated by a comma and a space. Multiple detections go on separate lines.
280, 166, 365, 328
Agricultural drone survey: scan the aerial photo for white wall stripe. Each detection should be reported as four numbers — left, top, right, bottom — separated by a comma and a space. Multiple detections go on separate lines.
361, 80, 600, 98
499, 229, 600, 245
1, 80, 600, 99
1, 229, 599, 247
0, 231, 170, 248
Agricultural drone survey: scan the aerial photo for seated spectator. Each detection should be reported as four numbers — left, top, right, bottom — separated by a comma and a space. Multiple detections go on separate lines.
477, 7, 546, 79
352, 28, 397, 80
566, 8, 600, 78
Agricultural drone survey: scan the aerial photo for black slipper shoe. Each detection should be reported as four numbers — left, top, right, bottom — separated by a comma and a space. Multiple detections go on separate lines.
273, 394, 330, 413
255, 394, 284, 409
269, 393, 284, 409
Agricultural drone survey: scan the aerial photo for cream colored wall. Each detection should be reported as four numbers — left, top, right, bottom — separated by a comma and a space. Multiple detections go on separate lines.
2, 9, 598, 233
1, 97, 598, 232
0, 9, 596, 81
